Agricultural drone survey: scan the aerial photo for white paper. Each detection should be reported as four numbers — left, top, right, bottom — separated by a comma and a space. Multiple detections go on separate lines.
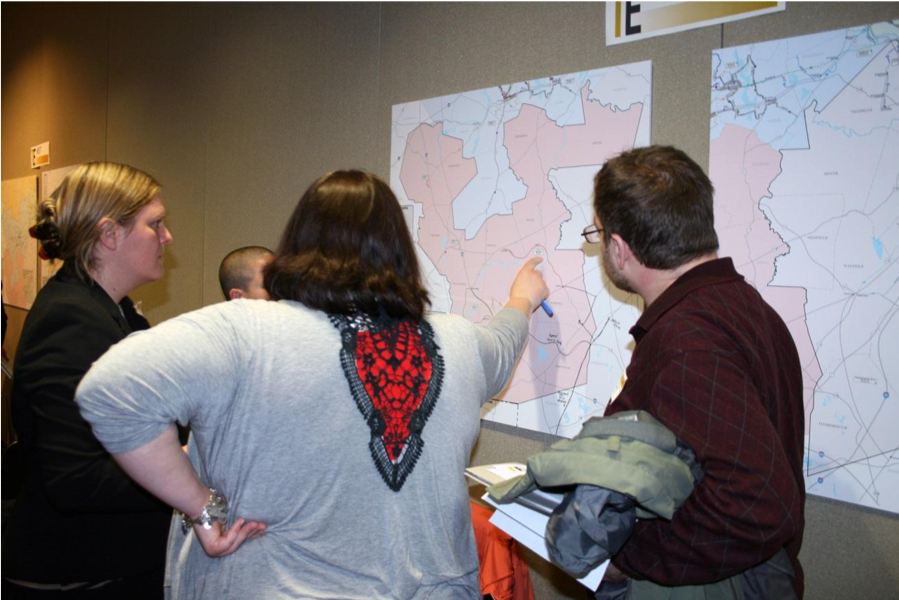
483, 492, 608, 590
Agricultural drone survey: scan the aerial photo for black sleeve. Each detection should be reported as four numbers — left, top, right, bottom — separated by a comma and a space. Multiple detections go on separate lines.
13, 295, 168, 515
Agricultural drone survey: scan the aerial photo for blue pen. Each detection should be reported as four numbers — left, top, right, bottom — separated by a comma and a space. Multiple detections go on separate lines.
540, 300, 554, 317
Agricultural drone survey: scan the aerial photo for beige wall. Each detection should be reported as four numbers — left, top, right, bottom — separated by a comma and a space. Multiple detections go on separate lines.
3, 3, 898, 598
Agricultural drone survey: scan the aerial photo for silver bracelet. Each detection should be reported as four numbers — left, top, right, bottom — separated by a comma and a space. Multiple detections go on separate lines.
180, 488, 229, 534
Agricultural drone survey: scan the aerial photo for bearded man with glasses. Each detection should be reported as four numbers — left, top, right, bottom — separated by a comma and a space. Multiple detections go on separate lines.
588, 146, 805, 599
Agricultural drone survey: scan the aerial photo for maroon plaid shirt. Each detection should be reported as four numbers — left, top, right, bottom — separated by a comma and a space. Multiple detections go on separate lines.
605, 258, 805, 597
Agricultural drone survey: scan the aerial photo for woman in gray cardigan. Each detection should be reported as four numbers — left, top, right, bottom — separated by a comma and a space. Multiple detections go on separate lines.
77, 170, 548, 599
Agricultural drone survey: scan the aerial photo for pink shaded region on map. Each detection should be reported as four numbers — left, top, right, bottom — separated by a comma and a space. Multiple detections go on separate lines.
400, 87, 643, 403
710, 124, 822, 426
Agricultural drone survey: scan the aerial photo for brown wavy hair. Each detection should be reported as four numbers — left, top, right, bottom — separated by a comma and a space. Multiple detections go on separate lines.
265, 170, 430, 320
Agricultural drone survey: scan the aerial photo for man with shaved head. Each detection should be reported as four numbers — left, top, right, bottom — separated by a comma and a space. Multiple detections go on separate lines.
218, 246, 274, 300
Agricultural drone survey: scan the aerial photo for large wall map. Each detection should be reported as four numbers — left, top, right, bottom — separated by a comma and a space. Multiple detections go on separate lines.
391, 62, 651, 437
710, 21, 899, 513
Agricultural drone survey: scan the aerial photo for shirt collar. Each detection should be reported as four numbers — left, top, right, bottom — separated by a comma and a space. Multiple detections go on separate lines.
630, 257, 744, 342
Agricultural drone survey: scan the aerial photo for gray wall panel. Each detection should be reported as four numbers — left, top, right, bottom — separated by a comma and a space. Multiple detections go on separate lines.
106, 3, 209, 322
203, 4, 279, 304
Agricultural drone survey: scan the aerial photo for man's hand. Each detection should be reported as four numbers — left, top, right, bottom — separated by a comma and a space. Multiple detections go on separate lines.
194, 517, 267, 558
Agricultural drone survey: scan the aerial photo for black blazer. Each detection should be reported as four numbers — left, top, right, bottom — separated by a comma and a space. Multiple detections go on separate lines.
2, 264, 171, 584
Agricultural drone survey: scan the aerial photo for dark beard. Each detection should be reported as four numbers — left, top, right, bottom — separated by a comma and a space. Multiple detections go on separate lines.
602, 245, 635, 294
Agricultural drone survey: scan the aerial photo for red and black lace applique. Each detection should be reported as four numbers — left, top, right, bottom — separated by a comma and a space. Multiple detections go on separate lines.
331, 313, 444, 492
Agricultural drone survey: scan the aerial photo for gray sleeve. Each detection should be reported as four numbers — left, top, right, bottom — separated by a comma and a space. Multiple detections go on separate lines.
76, 304, 246, 454
474, 307, 530, 400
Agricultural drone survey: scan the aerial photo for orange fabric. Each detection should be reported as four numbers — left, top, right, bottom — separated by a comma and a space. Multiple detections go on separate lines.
471, 501, 535, 600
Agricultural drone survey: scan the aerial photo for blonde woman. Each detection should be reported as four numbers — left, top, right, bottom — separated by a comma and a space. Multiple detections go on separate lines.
3, 163, 173, 599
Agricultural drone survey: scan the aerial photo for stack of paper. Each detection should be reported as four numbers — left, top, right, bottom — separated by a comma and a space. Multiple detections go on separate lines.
465, 463, 609, 590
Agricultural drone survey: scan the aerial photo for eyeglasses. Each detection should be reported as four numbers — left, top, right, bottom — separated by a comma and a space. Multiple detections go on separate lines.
581, 225, 604, 244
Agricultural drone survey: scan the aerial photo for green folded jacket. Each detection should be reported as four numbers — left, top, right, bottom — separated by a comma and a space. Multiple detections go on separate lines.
487, 410, 697, 520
